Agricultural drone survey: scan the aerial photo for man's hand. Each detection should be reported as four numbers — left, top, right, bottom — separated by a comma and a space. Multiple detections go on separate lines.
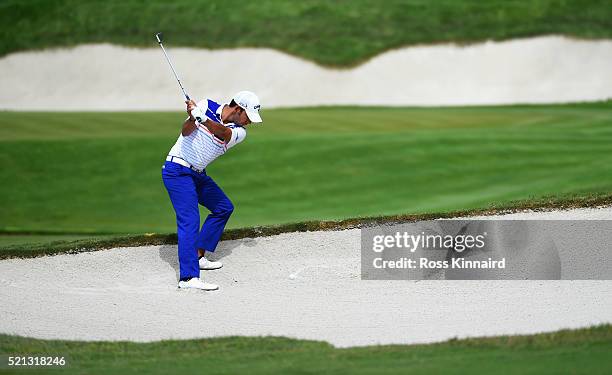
186, 100, 197, 120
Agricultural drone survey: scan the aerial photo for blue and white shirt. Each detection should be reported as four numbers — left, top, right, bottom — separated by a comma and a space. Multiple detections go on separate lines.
168, 98, 247, 170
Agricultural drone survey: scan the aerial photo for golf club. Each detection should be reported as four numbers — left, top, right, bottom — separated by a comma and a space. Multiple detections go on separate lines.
155, 32, 190, 101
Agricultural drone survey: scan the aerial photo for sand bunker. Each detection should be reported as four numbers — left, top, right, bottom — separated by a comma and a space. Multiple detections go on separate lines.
0, 36, 611, 110
0, 207, 610, 347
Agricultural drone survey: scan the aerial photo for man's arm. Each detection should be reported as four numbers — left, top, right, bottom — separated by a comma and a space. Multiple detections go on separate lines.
183, 99, 231, 142
182, 100, 198, 136
182, 118, 231, 142
200, 118, 232, 142
182, 118, 197, 136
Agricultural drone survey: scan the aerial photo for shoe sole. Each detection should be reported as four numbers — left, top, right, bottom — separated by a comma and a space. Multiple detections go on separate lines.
200, 265, 223, 270
177, 285, 219, 291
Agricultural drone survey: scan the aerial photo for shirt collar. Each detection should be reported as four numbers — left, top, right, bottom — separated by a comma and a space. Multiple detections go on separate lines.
216, 103, 227, 124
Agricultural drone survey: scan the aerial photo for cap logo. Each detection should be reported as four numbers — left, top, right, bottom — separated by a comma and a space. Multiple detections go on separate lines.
254, 104, 261, 111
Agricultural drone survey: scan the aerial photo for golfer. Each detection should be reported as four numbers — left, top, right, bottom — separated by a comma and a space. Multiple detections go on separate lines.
162, 91, 262, 291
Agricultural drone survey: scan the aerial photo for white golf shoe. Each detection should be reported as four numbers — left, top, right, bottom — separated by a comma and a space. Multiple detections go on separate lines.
178, 277, 219, 291
199, 257, 223, 270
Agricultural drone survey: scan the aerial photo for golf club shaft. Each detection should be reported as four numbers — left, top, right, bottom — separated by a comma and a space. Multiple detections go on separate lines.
156, 33, 190, 101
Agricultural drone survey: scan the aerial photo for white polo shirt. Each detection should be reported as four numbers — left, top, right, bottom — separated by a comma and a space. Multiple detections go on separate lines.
167, 99, 247, 170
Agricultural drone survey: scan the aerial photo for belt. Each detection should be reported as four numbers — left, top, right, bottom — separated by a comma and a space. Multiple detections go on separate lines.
166, 155, 204, 173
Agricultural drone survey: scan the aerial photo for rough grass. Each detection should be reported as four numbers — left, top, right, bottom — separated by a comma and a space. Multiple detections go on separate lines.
0, 325, 610, 374
0, 0, 611, 66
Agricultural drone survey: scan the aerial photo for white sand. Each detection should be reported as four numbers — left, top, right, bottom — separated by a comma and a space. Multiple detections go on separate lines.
0, 36, 611, 111
0, 207, 610, 347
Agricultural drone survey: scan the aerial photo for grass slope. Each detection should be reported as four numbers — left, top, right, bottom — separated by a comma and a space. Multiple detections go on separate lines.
0, 325, 610, 374
1, 102, 612, 246
1, 193, 611, 259
0, 0, 611, 66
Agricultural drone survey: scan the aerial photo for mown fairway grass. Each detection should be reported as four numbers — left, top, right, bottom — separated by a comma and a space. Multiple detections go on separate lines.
0, 325, 610, 374
1, 102, 612, 248
1, 0, 611, 66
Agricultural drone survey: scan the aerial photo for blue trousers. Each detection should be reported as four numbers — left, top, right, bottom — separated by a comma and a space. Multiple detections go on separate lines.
162, 161, 234, 279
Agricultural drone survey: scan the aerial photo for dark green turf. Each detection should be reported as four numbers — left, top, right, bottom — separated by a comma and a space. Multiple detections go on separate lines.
0, 325, 610, 374
1, 102, 611, 244
0, 234, 114, 248
0, 0, 611, 66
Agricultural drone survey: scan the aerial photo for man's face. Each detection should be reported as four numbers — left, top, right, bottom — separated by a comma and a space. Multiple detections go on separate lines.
232, 107, 252, 127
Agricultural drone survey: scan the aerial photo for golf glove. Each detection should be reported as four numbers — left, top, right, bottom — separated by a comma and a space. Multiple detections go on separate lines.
190, 107, 208, 124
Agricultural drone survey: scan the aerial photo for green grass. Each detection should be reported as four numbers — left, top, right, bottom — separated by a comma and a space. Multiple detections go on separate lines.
1, 325, 610, 374
1, 0, 611, 66
0, 234, 114, 247
1, 102, 612, 249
